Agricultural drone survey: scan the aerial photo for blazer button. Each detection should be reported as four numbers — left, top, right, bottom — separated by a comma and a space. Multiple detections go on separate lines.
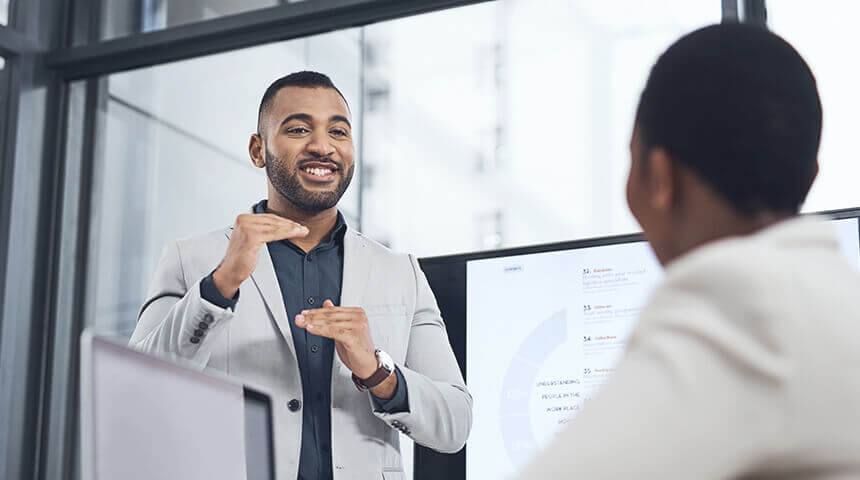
203, 313, 214, 324
288, 399, 302, 412
190, 336, 200, 344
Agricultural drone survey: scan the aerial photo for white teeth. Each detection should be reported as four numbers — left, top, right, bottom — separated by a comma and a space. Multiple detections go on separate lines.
304, 167, 332, 177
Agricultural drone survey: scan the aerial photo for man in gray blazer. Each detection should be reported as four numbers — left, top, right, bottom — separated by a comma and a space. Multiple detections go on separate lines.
130, 71, 471, 480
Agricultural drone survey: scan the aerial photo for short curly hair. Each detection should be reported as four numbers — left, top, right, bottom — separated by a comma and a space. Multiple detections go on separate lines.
636, 23, 822, 215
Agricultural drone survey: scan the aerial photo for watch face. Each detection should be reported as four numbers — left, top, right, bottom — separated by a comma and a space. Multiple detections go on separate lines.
375, 349, 395, 372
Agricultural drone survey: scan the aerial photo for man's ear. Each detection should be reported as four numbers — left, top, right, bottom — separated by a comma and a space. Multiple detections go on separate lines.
249, 133, 265, 168
646, 147, 676, 212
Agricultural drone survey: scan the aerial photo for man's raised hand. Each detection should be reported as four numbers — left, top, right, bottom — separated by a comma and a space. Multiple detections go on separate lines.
212, 213, 308, 298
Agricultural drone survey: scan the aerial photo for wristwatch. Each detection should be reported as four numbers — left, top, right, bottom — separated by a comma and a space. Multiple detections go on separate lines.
352, 348, 395, 391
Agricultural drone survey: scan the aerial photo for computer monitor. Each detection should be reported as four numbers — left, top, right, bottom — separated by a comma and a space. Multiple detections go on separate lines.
414, 208, 860, 480
80, 333, 275, 480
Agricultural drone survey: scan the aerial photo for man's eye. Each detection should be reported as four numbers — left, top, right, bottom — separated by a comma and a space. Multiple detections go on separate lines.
331, 129, 348, 137
287, 127, 309, 134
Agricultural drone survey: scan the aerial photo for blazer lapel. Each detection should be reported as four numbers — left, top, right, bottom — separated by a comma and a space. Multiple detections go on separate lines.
340, 228, 372, 308
333, 228, 373, 381
224, 227, 297, 360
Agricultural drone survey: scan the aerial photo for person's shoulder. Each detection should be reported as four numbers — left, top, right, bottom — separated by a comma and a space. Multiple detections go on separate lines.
639, 230, 779, 335
663, 235, 764, 290
662, 217, 836, 293
642, 218, 837, 337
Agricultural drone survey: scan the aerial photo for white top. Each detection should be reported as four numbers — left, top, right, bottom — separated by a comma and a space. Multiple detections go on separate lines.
515, 217, 860, 480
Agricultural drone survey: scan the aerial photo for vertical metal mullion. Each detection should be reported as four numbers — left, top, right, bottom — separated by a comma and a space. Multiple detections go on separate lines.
742, 0, 768, 26
30, 74, 69, 480
356, 26, 366, 231
28, 1, 78, 476
36, 0, 101, 478
6, 0, 18, 28
0, 50, 19, 378
40, 75, 103, 480
0, 0, 43, 474
722, 0, 739, 22
0, 0, 32, 347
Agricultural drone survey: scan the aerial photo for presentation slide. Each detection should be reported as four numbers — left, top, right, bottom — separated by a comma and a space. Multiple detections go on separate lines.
466, 240, 661, 479
831, 218, 860, 269
465, 217, 860, 479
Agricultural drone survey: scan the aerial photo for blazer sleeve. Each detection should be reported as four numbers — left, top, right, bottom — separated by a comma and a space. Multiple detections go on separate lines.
513, 262, 790, 479
371, 254, 474, 454
129, 240, 236, 369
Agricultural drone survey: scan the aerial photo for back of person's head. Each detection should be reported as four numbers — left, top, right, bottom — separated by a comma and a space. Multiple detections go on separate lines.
635, 23, 822, 216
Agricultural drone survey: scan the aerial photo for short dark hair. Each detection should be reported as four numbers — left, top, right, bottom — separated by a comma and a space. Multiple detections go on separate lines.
257, 71, 349, 135
636, 23, 822, 216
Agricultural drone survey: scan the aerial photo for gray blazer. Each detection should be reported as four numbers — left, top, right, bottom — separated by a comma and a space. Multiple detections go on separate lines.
130, 219, 472, 480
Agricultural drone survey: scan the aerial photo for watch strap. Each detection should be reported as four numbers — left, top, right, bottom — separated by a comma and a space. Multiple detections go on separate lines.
352, 364, 392, 390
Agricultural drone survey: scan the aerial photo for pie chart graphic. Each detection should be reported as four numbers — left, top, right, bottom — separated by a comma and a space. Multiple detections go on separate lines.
499, 309, 567, 468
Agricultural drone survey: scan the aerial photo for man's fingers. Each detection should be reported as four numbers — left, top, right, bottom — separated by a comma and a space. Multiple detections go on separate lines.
300, 312, 360, 326
295, 314, 350, 340
304, 304, 364, 314
238, 214, 309, 241
300, 308, 365, 323
247, 221, 308, 242
296, 313, 355, 327
258, 224, 309, 242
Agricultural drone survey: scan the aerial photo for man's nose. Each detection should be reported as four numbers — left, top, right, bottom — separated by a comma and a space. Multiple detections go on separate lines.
305, 132, 336, 157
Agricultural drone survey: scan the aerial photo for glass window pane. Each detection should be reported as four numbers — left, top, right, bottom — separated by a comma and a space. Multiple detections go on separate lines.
361, 0, 717, 256
769, 1, 860, 213
99, 0, 312, 41
85, 0, 721, 338
0, 0, 8, 26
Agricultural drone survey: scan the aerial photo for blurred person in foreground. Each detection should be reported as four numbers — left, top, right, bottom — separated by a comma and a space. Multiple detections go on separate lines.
517, 23, 860, 480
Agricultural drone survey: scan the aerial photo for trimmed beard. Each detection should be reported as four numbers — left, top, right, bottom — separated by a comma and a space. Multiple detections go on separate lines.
264, 147, 353, 213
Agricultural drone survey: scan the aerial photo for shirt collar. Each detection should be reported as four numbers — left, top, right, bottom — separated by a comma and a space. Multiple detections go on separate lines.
253, 199, 347, 248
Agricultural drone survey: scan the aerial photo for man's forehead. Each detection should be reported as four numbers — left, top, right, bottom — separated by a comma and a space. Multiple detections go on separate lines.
271, 86, 350, 120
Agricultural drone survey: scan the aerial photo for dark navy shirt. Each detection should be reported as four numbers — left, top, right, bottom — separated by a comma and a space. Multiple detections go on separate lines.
200, 200, 408, 480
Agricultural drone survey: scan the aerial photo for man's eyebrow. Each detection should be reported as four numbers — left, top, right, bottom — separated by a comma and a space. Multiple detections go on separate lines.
279, 113, 313, 128
330, 115, 351, 129
278, 113, 351, 129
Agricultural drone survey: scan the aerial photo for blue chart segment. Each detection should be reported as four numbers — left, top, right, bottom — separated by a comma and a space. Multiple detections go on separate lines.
500, 309, 567, 469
